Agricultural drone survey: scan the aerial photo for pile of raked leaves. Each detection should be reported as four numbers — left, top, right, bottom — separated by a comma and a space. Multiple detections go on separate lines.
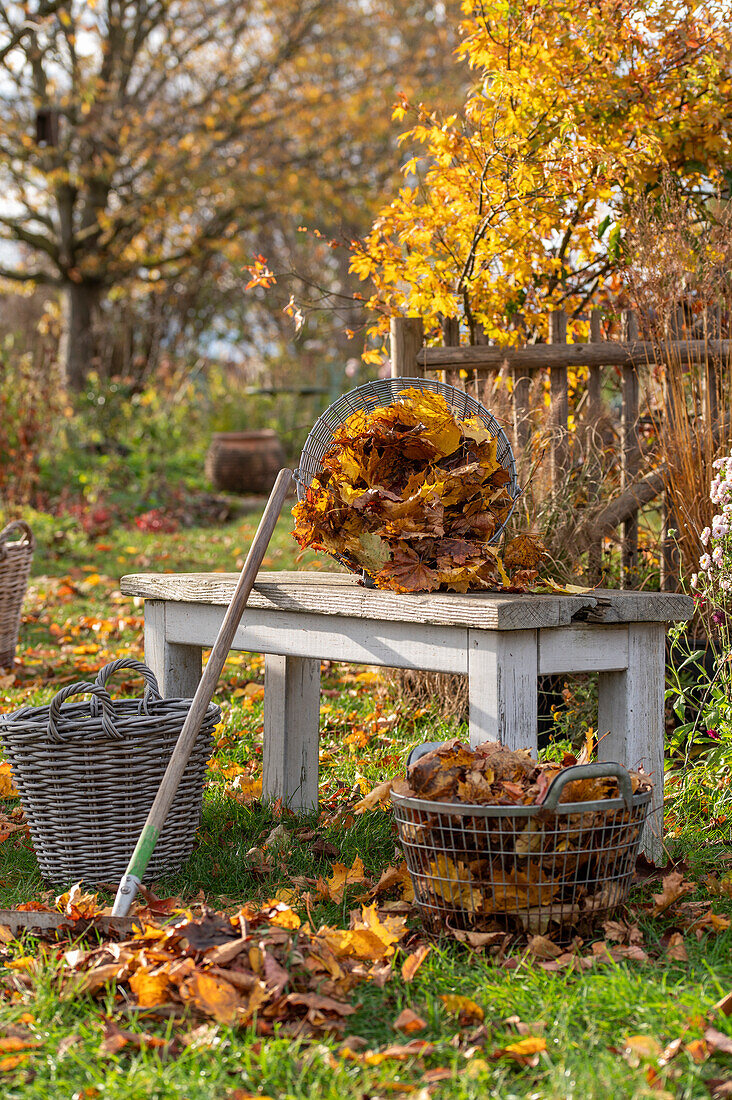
293, 387, 545, 592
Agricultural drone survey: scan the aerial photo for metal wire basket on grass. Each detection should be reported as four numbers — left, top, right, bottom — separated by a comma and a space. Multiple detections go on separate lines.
392, 762, 650, 936
0, 658, 220, 885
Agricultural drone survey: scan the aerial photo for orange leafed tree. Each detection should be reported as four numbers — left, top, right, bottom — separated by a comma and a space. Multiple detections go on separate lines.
351, 0, 732, 346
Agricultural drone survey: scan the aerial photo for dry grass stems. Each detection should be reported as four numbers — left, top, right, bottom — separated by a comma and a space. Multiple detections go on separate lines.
624, 182, 732, 614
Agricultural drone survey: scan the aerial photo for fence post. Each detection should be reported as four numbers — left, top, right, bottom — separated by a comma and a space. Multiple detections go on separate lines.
440, 316, 459, 386
390, 317, 424, 378
549, 309, 568, 488
661, 306, 682, 591
586, 310, 604, 582
621, 309, 640, 588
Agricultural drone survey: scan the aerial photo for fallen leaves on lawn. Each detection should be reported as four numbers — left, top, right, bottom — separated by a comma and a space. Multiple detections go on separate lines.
490, 1036, 546, 1066
439, 994, 484, 1023
317, 856, 369, 903
651, 872, 696, 916
401, 943, 431, 982
0, 901, 409, 1039
0, 763, 17, 799
393, 1008, 427, 1033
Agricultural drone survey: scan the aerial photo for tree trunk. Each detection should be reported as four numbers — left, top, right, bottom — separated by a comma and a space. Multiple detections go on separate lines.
60, 281, 101, 391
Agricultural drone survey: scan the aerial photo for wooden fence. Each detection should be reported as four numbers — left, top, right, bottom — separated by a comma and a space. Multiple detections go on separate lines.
389, 311, 730, 591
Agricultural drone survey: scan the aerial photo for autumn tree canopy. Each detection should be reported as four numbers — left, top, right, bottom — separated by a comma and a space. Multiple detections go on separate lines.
351, 0, 732, 345
0, 1, 460, 388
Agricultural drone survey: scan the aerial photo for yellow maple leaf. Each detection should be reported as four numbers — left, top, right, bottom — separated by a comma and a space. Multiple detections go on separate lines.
439, 994, 484, 1021
0, 763, 17, 799
319, 855, 369, 902
129, 968, 171, 1007
180, 971, 241, 1025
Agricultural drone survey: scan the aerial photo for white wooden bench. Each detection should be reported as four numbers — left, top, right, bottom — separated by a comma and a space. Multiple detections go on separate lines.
120, 571, 692, 860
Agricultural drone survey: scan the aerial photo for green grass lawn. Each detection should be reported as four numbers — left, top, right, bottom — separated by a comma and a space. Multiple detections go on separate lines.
0, 508, 731, 1098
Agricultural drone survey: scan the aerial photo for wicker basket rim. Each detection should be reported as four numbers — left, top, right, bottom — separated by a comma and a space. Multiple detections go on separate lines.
0, 698, 220, 741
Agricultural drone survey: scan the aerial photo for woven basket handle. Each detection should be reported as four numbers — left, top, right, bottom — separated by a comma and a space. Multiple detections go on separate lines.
0, 520, 34, 557
47, 682, 119, 743
91, 658, 162, 716
541, 761, 634, 812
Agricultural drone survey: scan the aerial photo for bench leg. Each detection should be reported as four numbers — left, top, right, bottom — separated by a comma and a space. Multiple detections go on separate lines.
468, 629, 538, 753
598, 623, 665, 863
144, 600, 202, 698
263, 654, 320, 812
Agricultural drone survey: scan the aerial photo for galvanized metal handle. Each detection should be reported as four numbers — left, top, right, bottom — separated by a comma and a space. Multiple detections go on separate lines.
0, 520, 34, 557
91, 658, 162, 716
47, 682, 119, 743
542, 761, 634, 811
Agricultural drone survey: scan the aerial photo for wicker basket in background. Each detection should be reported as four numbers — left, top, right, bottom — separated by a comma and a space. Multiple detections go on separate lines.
0, 658, 220, 885
0, 520, 34, 669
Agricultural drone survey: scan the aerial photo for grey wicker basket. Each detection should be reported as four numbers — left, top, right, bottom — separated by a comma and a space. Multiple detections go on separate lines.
393, 762, 651, 937
0, 520, 34, 669
0, 658, 220, 885
294, 377, 520, 543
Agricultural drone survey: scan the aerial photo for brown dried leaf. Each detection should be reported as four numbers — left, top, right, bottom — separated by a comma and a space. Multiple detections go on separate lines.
652, 872, 696, 916
393, 1008, 427, 1033
439, 995, 484, 1023
401, 943, 431, 982
353, 780, 394, 814
665, 932, 688, 962
129, 968, 171, 1008
490, 1036, 546, 1065
318, 857, 369, 903
180, 971, 242, 1025
527, 935, 562, 960
705, 1027, 732, 1056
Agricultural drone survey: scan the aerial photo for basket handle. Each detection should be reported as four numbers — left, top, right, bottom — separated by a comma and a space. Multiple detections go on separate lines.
90, 658, 162, 716
0, 520, 34, 557
541, 761, 634, 812
47, 682, 119, 743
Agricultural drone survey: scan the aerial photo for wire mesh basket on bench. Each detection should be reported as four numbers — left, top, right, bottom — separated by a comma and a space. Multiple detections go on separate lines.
294, 376, 520, 545
0, 520, 34, 669
0, 658, 220, 885
392, 762, 651, 937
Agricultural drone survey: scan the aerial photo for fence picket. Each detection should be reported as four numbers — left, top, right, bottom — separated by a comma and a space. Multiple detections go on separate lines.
549, 310, 568, 487
621, 309, 640, 588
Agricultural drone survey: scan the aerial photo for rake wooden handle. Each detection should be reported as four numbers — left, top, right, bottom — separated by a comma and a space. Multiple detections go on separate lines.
112, 468, 293, 916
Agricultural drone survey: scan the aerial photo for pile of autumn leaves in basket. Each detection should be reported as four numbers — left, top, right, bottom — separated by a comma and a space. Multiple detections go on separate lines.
362, 739, 653, 930
293, 387, 545, 592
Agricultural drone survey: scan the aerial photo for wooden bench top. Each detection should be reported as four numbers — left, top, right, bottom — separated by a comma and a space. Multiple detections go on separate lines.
120, 571, 693, 632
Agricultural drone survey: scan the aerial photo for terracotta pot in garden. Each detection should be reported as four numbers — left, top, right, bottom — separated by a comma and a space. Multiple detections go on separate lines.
205, 430, 286, 494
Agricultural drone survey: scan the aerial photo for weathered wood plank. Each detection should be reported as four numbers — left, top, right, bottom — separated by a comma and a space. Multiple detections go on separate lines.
418, 338, 732, 371
122, 573, 692, 628
263, 654, 320, 811
581, 588, 692, 625
163, 603, 470, 673
549, 309, 568, 484
538, 624, 628, 675
468, 629, 538, 754
597, 623, 666, 862
143, 601, 202, 698
390, 317, 424, 377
